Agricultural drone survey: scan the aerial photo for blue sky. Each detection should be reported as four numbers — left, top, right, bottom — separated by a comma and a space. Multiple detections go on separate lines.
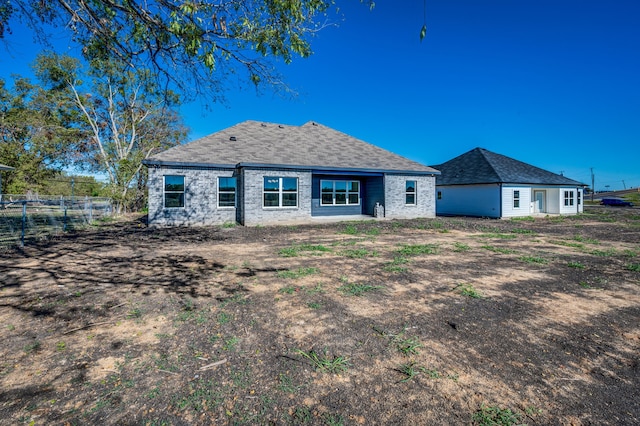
2, 1, 639, 190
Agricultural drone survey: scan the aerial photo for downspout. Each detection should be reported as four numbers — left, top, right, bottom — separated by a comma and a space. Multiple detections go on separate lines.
499, 183, 503, 218
236, 166, 244, 225
382, 174, 386, 217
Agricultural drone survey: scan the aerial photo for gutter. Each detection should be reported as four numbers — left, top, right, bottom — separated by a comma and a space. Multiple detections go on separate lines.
142, 160, 236, 169
143, 159, 440, 176
237, 162, 439, 176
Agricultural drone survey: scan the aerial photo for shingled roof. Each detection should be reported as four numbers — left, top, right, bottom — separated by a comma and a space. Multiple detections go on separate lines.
145, 120, 439, 174
432, 148, 586, 186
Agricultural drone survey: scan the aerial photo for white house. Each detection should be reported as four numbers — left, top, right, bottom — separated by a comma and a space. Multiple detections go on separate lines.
433, 148, 587, 218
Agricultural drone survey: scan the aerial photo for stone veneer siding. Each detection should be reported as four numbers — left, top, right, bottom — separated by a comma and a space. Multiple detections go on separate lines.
239, 168, 312, 226
383, 174, 436, 219
147, 166, 237, 226
147, 166, 435, 226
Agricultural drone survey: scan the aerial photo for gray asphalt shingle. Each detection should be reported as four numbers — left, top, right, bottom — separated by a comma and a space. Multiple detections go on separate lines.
146, 120, 439, 174
433, 148, 585, 186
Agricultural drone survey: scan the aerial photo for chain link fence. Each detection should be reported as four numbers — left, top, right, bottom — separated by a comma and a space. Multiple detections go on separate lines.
0, 195, 112, 247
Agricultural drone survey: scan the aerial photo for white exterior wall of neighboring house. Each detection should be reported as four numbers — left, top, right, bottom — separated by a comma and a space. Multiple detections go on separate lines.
545, 188, 561, 214
501, 186, 532, 218
240, 168, 313, 226
525, 186, 584, 216
436, 184, 501, 218
504, 186, 584, 217
383, 174, 436, 219
147, 166, 237, 226
578, 188, 584, 213
558, 189, 574, 215
558, 188, 582, 215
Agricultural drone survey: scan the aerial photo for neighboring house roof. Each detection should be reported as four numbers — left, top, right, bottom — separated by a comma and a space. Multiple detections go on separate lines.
432, 148, 586, 186
0, 164, 14, 171
145, 120, 439, 175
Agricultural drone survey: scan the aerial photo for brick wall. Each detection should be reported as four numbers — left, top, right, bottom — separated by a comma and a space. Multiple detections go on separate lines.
383, 174, 436, 219
240, 168, 312, 226
147, 166, 434, 226
147, 166, 237, 226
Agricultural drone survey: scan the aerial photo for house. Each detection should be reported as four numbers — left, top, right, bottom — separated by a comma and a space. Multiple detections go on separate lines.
432, 148, 587, 218
143, 120, 440, 226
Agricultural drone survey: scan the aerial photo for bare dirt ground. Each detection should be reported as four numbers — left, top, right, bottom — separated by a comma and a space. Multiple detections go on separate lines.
1, 206, 639, 425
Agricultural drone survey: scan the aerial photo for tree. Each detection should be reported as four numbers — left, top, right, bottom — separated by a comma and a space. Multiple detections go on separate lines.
36, 53, 188, 213
0, 69, 84, 194
43, 174, 106, 197
2, 0, 355, 101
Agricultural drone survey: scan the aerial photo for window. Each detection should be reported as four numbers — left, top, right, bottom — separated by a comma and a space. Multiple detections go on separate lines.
320, 180, 360, 206
437, 191, 442, 200
164, 175, 185, 208
264, 177, 298, 208
564, 190, 574, 206
218, 177, 236, 208
577, 190, 582, 205
405, 180, 417, 205
513, 190, 520, 208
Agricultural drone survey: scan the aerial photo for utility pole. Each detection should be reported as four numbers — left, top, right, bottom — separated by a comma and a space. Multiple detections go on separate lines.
590, 168, 594, 201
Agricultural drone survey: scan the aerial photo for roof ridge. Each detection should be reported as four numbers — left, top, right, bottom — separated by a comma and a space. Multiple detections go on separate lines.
477, 148, 506, 181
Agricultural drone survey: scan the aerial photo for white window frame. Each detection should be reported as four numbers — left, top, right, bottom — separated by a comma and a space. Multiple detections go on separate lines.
320, 180, 360, 206
405, 180, 417, 205
217, 176, 236, 208
164, 175, 185, 209
263, 177, 298, 208
513, 190, 520, 208
564, 190, 574, 206
577, 190, 582, 205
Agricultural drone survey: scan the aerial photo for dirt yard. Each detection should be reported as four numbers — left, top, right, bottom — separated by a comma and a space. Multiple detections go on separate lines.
1, 206, 639, 425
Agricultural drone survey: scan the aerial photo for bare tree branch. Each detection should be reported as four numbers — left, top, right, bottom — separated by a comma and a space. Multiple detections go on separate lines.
2, 0, 357, 101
